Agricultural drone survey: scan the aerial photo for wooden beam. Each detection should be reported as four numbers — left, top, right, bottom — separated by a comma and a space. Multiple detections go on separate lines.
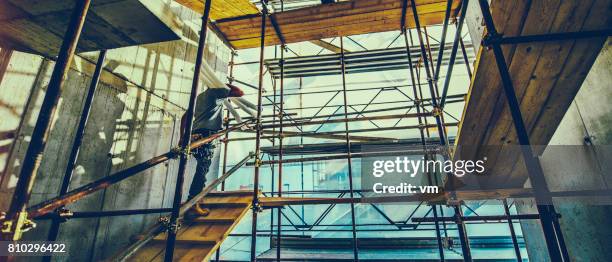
175, 0, 259, 21
213, 0, 461, 49
453, 0, 609, 187
309, 39, 350, 53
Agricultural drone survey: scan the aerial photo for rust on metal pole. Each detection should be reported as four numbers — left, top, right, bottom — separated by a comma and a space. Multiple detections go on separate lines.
45, 50, 107, 252
26, 122, 250, 219
251, 2, 268, 261
2, 0, 91, 241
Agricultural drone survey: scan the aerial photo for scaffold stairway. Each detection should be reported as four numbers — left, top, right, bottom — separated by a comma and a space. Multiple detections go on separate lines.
130, 191, 254, 261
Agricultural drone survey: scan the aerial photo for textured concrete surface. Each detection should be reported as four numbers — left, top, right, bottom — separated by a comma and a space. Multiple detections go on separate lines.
0, 1, 230, 260
516, 39, 612, 262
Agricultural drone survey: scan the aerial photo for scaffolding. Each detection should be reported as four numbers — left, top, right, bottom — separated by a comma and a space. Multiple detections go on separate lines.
1, 0, 611, 261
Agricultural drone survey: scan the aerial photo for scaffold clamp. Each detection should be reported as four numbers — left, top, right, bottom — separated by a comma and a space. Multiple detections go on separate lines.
254, 158, 263, 167
171, 147, 190, 158
252, 202, 263, 213
167, 222, 181, 234
1, 211, 36, 240
482, 32, 503, 48
431, 107, 442, 117
57, 207, 74, 222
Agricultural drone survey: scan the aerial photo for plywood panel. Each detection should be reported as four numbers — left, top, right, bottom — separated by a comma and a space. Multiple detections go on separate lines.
207, 0, 460, 49
175, 0, 260, 21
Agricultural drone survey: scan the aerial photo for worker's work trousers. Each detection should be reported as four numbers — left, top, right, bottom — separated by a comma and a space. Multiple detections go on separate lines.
188, 130, 216, 200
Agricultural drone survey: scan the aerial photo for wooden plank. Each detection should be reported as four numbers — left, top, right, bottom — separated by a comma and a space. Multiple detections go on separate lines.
453, 0, 610, 188
220, 2, 445, 38
503, 0, 611, 185
210, 0, 460, 49
152, 235, 217, 245
193, 217, 236, 223
471, 0, 564, 187
490, 0, 597, 186
309, 40, 349, 54
453, 0, 532, 186
174, 0, 259, 20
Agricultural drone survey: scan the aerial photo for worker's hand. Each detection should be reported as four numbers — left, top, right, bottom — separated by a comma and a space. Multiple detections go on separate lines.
227, 84, 244, 97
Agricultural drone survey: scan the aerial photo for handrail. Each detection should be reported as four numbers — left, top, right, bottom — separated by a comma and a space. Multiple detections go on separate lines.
26, 120, 254, 218
111, 152, 255, 261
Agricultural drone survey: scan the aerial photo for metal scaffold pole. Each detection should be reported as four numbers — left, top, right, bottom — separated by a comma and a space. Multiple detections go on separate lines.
276, 43, 285, 262
402, 25, 445, 261
214, 50, 235, 262
164, 0, 212, 260
1, 0, 91, 242
408, 0, 472, 260
503, 199, 523, 261
251, 2, 268, 261
440, 0, 469, 108
221, 51, 237, 192
44, 49, 107, 256
339, 37, 360, 261
476, 0, 568, 260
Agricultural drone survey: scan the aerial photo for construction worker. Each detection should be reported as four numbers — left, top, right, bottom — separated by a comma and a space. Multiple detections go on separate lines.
180, 84, 244, 205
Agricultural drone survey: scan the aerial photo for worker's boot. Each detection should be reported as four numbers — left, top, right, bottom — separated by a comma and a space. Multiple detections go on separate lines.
184, 205, 209, 220
193, 203, 210, 216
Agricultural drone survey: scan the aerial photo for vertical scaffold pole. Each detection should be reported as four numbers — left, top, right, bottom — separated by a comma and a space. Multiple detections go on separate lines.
476, 0, 568, 260
339, 37, 359, 261
45, 50, 107, 251
276, 44, 285, 262
408, 0, 472, 260
503, 199, 523, 261
164, 0, 212, 260
214, 51, 234, 262
250, 2, 268, 261
402, 27, 445, 261
221, 51, 237, 192
270, 50, 277, 249
2, 0, 91, 242
276, 5, 285, 261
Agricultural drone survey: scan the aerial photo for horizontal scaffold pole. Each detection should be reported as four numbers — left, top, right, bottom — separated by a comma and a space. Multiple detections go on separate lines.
261, 112, 432, 129
26, 121, 253, 218
230, 122, 459, 142
258, 188, 612, 207
250, 149, 440, 166
412, 214, 541, 223
230, 132, 390, 142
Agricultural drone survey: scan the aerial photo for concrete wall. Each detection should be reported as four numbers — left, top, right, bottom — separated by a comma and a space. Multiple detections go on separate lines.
516, 39, 612, 262
0, 1, 230, 261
